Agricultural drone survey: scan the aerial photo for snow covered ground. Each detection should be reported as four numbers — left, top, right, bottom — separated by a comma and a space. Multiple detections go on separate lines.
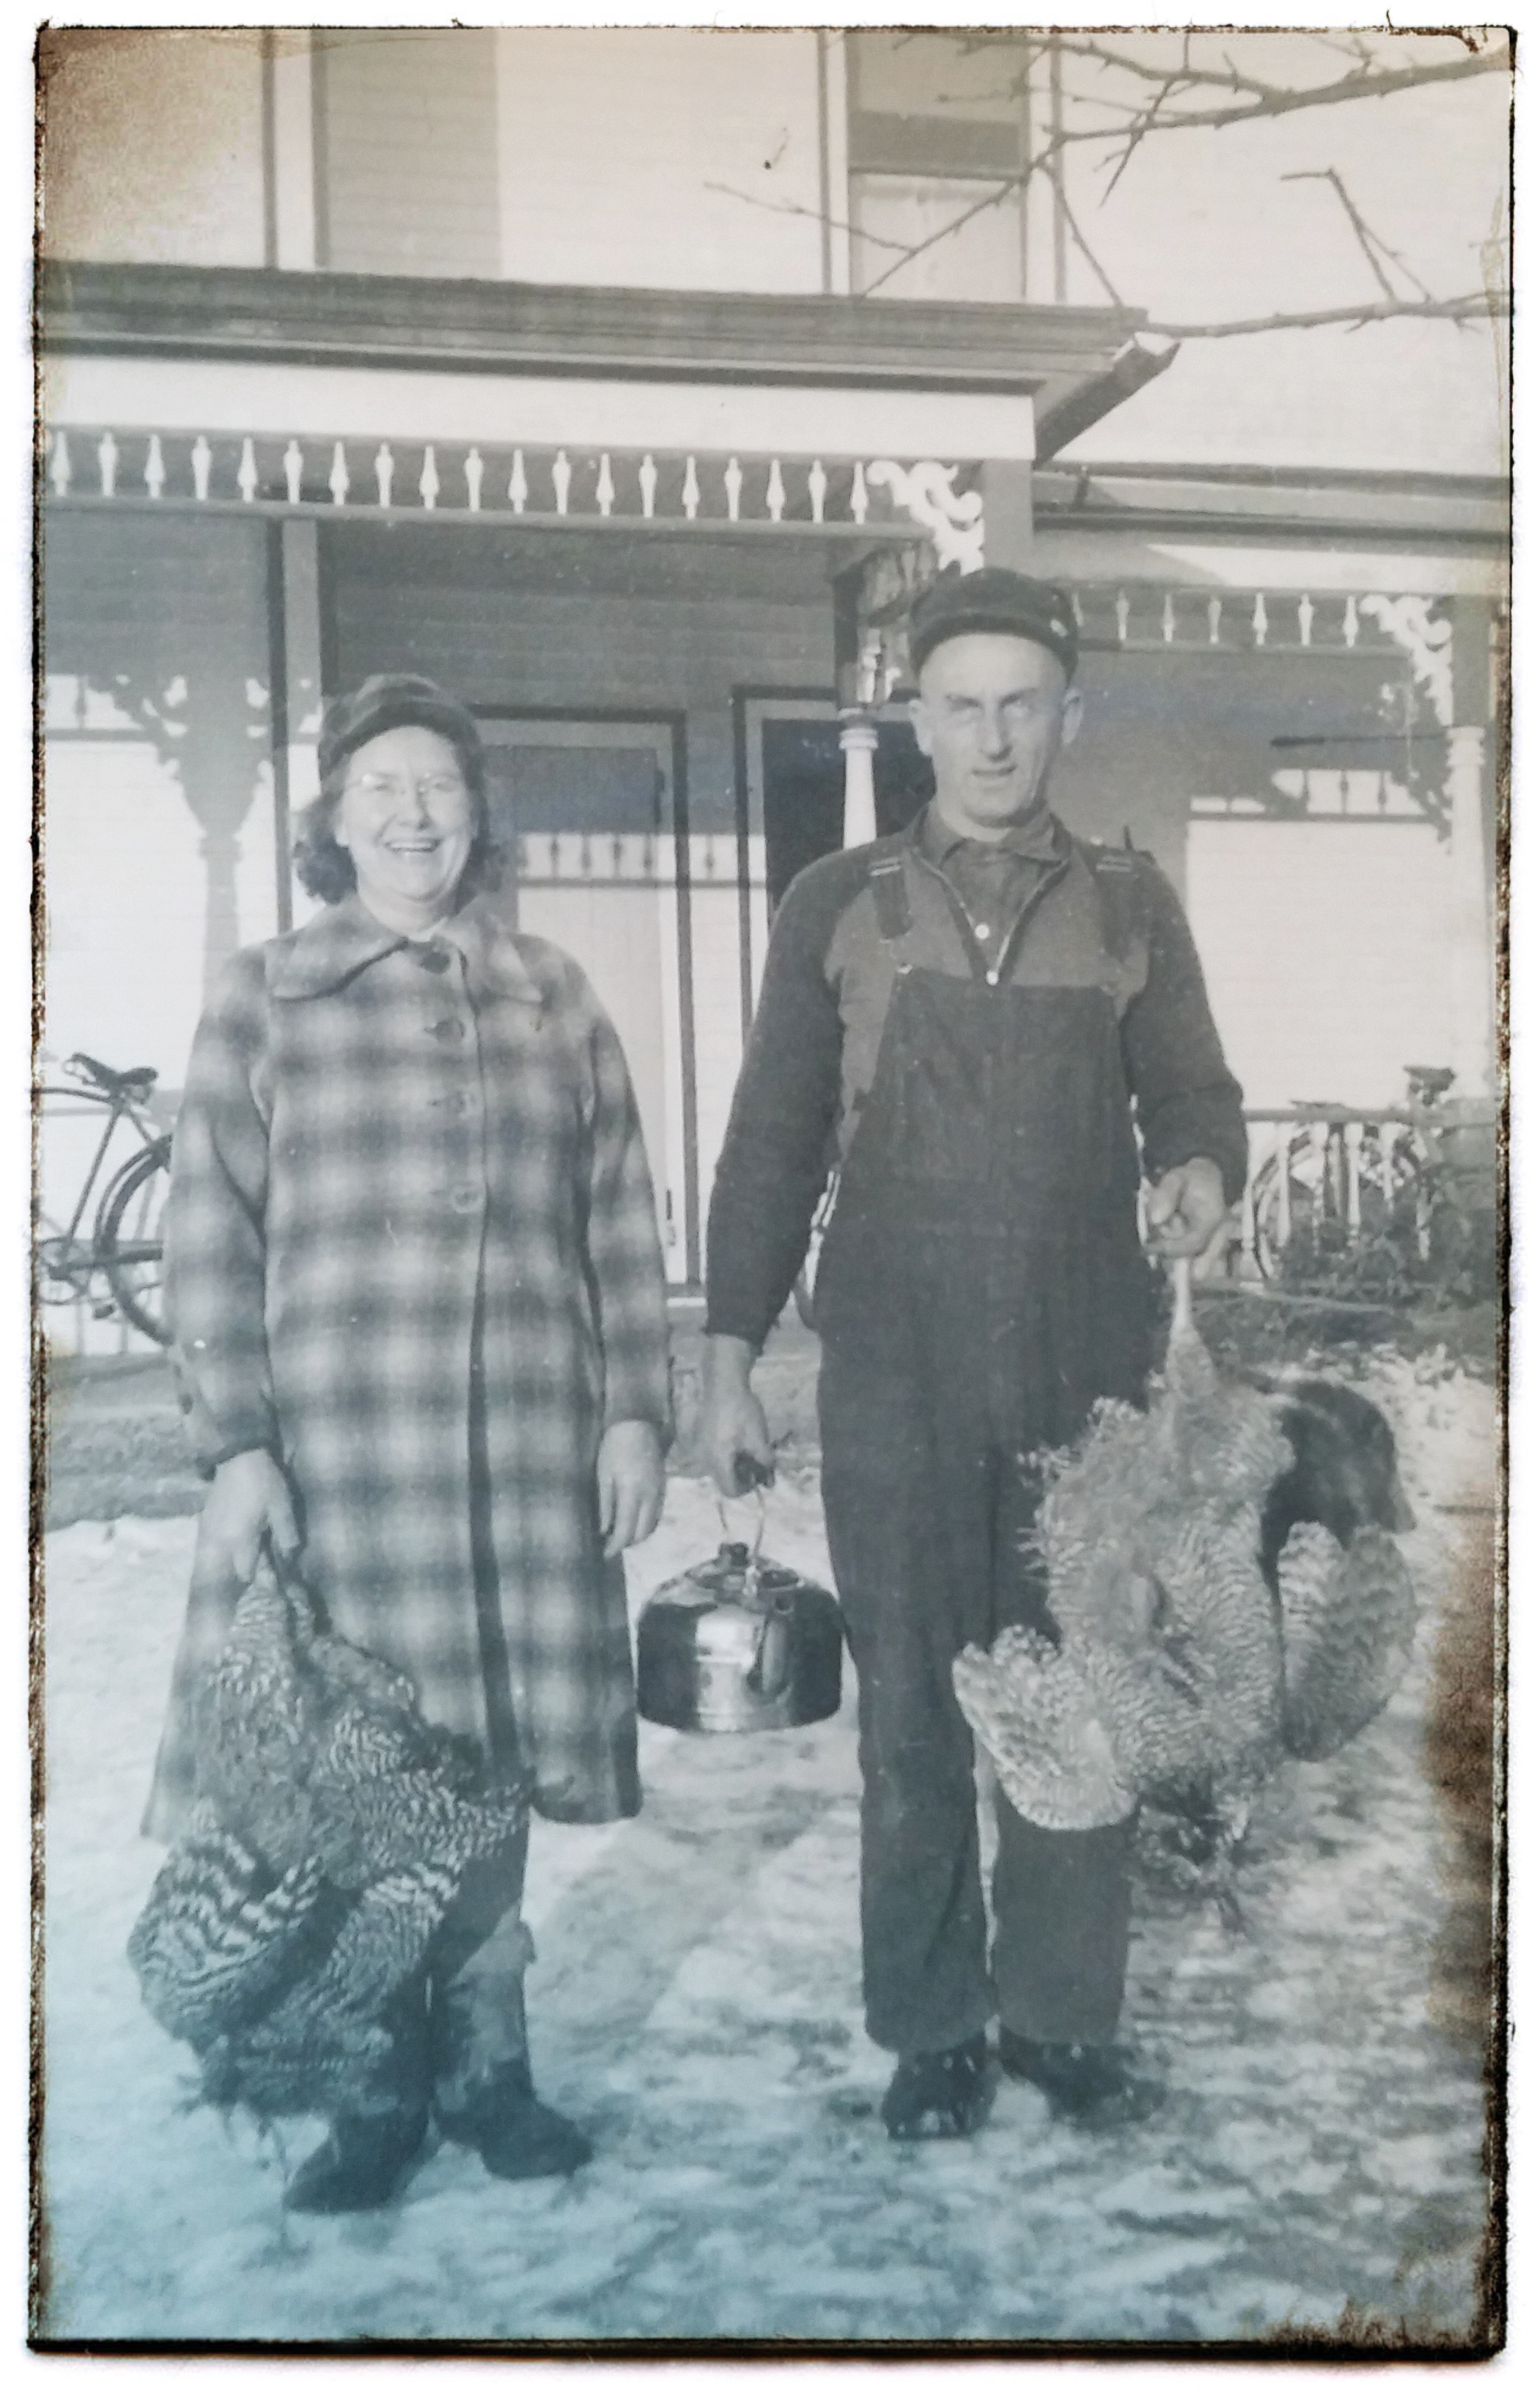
35, 1355, 1497, 2348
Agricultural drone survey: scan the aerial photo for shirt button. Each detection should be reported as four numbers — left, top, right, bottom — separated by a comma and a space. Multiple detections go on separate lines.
430, 1017, 466, 1042
449, 1185, 482, 1213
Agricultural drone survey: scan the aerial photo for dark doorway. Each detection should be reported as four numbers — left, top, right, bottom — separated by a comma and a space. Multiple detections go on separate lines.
762, 717, 932, 911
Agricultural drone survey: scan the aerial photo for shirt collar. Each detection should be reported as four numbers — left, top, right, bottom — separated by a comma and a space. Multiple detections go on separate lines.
267, 891, 544, 1005
917, 799, 1065, 867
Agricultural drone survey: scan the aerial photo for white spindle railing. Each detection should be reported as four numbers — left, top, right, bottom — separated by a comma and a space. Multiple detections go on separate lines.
1231, 1099, 1495, 1285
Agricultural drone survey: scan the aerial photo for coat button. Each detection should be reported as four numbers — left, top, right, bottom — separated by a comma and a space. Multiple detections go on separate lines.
449, 1185, 482, 1213
985, 968, 1000, 987
416, 943, 452, 974
974, 921, 991, 943
430, 1017, 466, 1042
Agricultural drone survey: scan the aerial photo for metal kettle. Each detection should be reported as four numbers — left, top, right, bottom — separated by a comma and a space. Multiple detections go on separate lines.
635, 1496, 844, 1734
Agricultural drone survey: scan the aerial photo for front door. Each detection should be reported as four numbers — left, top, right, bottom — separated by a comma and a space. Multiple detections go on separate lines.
479, 717, 688, 1281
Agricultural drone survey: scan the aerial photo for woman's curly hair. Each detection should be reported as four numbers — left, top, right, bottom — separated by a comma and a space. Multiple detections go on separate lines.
293, 676, 502, 905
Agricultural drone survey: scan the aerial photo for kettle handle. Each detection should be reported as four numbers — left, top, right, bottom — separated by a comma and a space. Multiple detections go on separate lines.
715, 1481, 768, 1573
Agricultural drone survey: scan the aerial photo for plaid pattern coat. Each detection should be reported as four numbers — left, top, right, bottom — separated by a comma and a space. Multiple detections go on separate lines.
147, 894, 671, 1837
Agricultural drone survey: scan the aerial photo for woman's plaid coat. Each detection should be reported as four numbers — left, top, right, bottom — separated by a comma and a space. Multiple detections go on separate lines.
147, 894, 672, 1836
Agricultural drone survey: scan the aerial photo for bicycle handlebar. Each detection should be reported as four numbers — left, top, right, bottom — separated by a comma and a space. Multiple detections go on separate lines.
67, 1052, 158, 1097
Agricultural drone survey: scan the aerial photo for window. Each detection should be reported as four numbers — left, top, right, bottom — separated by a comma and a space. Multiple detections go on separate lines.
847, 31, 1032, 301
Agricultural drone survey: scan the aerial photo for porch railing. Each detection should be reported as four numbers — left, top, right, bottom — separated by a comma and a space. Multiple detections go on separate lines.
1228, 1098, 1496, 1290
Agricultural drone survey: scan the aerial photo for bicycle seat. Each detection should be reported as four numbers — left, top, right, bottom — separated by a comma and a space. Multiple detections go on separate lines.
69, 1052, 158, 1095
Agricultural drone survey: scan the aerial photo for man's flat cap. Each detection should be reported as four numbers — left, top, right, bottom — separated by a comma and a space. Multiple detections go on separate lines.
318, 673, 485, 784
909, 568, 1079, 680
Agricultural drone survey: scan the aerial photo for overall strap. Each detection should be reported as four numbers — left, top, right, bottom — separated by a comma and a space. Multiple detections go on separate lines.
867, 852, 913, 949
1080, 838, 1151, 971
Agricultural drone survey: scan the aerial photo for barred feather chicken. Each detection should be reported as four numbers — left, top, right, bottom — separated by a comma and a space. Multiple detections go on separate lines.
953, 1263, 1418, 1866
129, 1559, 527, 2119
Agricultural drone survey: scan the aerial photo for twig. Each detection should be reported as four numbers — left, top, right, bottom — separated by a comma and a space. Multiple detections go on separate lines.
701, 180, 912, 257
1143, 290, 1506, 339
1051, 34, 1503, 128
1054, 179, 1126, 307
1283, 166, 1434, 303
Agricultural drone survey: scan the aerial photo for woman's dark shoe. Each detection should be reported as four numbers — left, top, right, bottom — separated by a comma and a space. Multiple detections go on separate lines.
997, 2030, 1161, 2126
881, 2032, 992, 2141
473, 2092, 594, 2181
441, 2063, 594, 2180
283, 2108, 428, 2213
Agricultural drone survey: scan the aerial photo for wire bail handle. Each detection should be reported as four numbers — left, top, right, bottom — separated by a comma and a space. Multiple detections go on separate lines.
715, 1479, 768, 1603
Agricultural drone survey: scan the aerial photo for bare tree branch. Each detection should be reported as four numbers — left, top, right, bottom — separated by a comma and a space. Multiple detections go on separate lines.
1143, 291, 1508, 340
1283, 168, 1434, 303
1050, 39, 1507, 144
1053, 181, 1126, 308
715, 34, 1507, 334
701, 180, 913, 257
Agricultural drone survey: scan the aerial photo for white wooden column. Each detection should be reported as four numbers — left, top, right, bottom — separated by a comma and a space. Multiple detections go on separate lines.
839, 713, 878, 847
279, 518, 324, 922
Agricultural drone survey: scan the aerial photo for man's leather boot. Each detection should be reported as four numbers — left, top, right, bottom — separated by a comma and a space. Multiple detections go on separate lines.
880, 2031, 992, 2141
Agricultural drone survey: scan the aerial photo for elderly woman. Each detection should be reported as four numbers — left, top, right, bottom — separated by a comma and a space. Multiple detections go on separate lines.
148, 673, 671, 2211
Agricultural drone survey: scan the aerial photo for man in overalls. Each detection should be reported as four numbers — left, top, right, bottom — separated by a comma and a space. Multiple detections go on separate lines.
701, 569, 1247, 2138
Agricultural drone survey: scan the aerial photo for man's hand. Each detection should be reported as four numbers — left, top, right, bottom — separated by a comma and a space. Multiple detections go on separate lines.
701, 1334, 775, 1500
197, 1449, 300, 1587
597, 1419, 666, 1558
1145, 1157, 1231, 1265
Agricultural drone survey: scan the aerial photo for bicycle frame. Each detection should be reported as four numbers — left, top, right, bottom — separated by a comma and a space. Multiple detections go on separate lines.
36, 1071, 168, 1306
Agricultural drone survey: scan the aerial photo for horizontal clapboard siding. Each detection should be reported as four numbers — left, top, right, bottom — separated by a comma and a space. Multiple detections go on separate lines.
316, 29, 501, 279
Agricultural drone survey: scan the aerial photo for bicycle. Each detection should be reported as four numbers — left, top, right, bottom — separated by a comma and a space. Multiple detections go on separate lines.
1247, 1065, 1464, 1296
35, 1052, 174, 1344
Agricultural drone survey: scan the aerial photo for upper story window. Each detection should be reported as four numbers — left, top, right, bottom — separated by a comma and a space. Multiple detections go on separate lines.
314, 29, 500, 276
847, 31, 1034, 302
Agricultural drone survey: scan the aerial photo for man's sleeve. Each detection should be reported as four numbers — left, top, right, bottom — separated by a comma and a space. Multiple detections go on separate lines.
163, 954, 280, 1472
704, 858, 858, 1350
1123, 861, 1249, 1204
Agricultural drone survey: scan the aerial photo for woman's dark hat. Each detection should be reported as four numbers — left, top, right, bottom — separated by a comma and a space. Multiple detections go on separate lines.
317, 674, 485, 783
909, 569, 1079, 680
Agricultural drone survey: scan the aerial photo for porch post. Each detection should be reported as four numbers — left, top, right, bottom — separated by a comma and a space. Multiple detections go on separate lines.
275, 519, 325, 924
838, 712, 879, 847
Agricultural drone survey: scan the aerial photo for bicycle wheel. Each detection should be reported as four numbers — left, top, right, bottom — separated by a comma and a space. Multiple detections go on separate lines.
97, 1136, 172, 1345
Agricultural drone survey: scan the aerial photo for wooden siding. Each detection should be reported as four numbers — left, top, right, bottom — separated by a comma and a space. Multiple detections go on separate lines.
315, 29, 501, 279
1187, 819, 1460, 1112
493, 29, 825, 295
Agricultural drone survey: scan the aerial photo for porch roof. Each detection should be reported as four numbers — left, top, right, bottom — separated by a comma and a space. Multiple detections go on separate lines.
39, 262, 1146, 419
1033, 460, 1508, 555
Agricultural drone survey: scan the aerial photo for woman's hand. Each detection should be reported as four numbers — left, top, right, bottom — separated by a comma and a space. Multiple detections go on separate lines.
198, 1449, 300, 1586
597, 1419, 666, 1558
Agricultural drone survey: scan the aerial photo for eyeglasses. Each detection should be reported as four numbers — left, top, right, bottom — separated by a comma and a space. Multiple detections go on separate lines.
342, 771, 469, 804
